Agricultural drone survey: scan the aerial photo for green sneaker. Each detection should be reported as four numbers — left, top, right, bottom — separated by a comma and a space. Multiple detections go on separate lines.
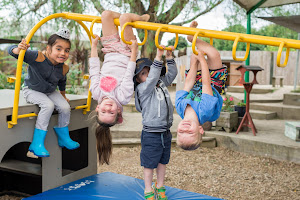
144, 190, 155, 200
153, 183, 168, 200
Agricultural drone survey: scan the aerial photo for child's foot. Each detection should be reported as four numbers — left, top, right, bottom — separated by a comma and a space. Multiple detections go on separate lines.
144, 190, 155, 200
190, 21, 198, 28
141, 14, 150, 22
187, 21, 199, 42
153, 183, 168, 200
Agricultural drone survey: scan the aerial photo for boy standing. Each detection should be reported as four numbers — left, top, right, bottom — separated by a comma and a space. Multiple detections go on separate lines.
134, 46, 177, 200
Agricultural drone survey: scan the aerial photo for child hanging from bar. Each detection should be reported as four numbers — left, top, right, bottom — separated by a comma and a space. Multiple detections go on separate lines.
175, 21, 227, 150
89, 10, 150, 164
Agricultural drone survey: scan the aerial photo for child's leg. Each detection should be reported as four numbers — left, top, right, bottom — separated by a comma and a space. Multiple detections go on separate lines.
48, 91, 70, 127
187, 22, 222, 70
144, 167, 154, 193
101, 10, 121, 37
23, 88, 54, 130
119, 13, 150, 42
156, 163, 166, 188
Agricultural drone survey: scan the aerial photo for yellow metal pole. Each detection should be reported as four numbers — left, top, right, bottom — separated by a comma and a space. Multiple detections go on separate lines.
74, 20, 92, 113
232, 36, 250, 61
57, 12, 300, 50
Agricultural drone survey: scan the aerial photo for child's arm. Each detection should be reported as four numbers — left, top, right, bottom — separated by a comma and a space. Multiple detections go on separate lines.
129, 39, 138, 62
138, 47, 164, 95
60, 91, 69, 102
89, 35, 102, 99
183, 54, 198, 92
160, 46, 178, 86
8, 39, 39, 64
91, 35, 100, 57
197, 50, 213, 96
116, 39, 139, 105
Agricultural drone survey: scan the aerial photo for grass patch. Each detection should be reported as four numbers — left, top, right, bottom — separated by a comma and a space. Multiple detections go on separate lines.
291, 89, 300, 93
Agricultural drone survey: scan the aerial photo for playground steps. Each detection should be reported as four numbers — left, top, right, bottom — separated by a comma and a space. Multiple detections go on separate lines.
249, 109, 277, 120
0, 159, 41, 176
0, 159, 74, 177
250, 102, 300, 120
227, 86, 274, 94
249, 98, 283, 103
283, 93, 300, 106
226, 92, 283, 103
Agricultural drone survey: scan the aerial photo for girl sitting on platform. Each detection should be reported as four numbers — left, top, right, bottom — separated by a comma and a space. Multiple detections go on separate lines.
8, 29, 79, 157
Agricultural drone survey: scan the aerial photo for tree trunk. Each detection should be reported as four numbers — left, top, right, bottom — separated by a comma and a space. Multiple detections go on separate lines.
139, 30, 163, 60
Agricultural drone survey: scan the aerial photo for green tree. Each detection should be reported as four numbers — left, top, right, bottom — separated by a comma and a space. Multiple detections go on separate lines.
167, 36, 188, 50
0, 0, 224, 60
211, 24, 264, 51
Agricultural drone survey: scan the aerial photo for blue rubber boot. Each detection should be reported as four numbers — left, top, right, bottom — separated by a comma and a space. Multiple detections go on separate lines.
53, 126, 80, 150
28, 128, 50, 157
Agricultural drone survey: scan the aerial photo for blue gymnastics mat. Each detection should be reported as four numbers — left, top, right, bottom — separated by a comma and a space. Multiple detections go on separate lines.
25, 172, 223, 200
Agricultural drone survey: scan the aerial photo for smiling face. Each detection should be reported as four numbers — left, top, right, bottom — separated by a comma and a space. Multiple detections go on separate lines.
176, 119, 203, 150
46, 38, 70, 65
96, 98, 120, 124
136, 66, 150, 84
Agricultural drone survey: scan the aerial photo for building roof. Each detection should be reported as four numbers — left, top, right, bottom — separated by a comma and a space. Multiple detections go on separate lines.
258, 15, 300, 33
233, 0, 300, 12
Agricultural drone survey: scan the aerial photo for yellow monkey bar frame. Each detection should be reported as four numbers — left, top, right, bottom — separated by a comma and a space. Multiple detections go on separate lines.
7, 12, 300, 128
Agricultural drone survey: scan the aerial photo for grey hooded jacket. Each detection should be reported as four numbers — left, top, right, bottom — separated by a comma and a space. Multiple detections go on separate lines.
135, 58, 177, 132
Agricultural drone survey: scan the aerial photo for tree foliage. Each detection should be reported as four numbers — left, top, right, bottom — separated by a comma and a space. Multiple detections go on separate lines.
167, 36, 188, 50
0, 0, 224, 59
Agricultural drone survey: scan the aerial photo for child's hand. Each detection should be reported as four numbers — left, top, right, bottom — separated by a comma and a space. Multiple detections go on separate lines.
155, 46, 165, 61
190, 21, 198, 28
129, 39, 138, 61
166, 46, 175, 59
190, 54, 198, 68
129, 39, 138, 52
18, 39, 30, 51
196, 50, 206, 62
91, 35, 100, 47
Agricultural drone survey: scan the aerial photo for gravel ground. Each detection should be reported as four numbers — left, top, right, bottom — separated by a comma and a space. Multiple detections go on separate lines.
1, 146, 300, 200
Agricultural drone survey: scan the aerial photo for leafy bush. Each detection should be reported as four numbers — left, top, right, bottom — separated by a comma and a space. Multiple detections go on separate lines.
0, 72, 14, 89
0, 71, 25, 89
66, 63, 84, 94
237, 102, 246, 107
291, 89, 300, 93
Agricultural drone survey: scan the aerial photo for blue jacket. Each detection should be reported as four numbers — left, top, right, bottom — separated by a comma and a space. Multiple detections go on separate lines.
8, 45, 69, 93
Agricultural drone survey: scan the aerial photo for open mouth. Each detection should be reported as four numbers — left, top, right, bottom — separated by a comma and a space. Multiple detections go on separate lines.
182, 121, 191, 126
